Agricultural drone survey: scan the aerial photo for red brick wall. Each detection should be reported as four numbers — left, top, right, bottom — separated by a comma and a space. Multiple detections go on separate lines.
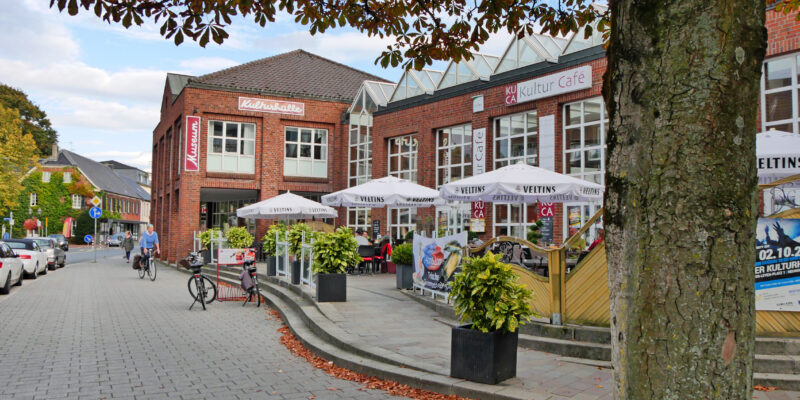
766, 8, 800, 58
372, 58, 608, 243
152, 84, 351, 262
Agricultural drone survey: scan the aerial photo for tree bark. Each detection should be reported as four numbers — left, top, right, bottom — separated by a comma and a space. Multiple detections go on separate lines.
603, 1, 766, 398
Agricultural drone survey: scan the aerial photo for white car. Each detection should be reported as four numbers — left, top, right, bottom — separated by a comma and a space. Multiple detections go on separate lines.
4, 239, 48, 279
0, 242, 24, 294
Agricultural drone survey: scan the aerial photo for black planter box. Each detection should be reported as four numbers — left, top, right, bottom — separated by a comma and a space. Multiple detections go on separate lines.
450, 324, 518, 384
291, 260, 301, 284
267, 256, 277, 276
316, 273, 346, 302
395, 263, 414, 289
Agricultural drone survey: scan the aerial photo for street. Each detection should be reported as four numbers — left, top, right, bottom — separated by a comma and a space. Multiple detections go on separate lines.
0, 256, 401, 400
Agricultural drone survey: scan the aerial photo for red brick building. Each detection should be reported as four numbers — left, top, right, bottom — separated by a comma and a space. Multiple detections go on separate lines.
151, 50, 387, 262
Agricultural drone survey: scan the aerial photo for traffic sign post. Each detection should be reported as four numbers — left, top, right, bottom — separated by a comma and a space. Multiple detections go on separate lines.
84, 235, 93, 244
90, 206, 102, 263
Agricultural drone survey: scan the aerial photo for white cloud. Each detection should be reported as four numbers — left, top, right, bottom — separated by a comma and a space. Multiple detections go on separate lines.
254, 30, 394, 64
178, 57, 239, 76
0, 1, 81, 63
86, 151, 152, 171
50, 97, 159, 133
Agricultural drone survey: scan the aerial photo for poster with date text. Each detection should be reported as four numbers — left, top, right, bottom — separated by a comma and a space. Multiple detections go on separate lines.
755, 218, 800, 311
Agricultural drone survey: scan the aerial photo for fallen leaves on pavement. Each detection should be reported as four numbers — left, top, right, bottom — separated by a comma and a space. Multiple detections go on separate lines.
754, 385, 778, 391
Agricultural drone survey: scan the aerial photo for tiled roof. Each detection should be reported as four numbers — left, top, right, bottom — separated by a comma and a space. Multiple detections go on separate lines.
41, 150, 150, 201
191, 50, 389, 102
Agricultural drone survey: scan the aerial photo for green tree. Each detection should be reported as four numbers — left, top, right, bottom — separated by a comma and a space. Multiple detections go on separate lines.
0, 84, 58, 156
0, 105, 38, 217
48, 0, 800, 398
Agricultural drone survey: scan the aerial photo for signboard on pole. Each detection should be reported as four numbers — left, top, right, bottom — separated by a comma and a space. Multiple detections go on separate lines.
184, 115, 201, 172
755, 218, 800, 311
217, 248, 256, 265
90, 196, 102, 207
412, 232, 468, 292
470, 201, 486, 233
84, 235, 93, 244
89, 207, 102, 219
372, 219, 381, 240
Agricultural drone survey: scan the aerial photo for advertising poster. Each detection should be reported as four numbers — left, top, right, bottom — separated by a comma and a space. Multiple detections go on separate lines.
412, 232, 468, 292
755, 218, 800, 311
217, 248, 256, 265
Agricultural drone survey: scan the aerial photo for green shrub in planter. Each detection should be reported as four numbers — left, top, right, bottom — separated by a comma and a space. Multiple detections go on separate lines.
448, 252, 534, 333
261, 223, 287, 256
391, 243, 413, 265
199, 228, 222, 249
311, 227, 361, 274
288, 223, 312, 257
226, 227, 254, 249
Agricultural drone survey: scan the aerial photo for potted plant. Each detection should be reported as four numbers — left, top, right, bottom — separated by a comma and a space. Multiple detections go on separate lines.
226, 226, 254, 249
261, 223, 286, 276
288, 223, 312, 284
311, 227, 361, 302
198, 228, 222, 264
391, 243, 414, 289
448, 252, 534, 384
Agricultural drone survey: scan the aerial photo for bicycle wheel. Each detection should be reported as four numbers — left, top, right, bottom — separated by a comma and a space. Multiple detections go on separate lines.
201, 275, 217, 304
148, 261, 157, 281
196, 277, 206, 310
138, 261, 146, 279
252, 276, 261, 307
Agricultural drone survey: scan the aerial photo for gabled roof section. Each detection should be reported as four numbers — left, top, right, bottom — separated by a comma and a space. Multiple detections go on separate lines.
437, 53, 500, 89
494, 33, 567, 74
389, 69, 442, 102
42, 150, 150, 201
348, 80, 397, 114
100, 160, 141, 171
190, 50, 390, 102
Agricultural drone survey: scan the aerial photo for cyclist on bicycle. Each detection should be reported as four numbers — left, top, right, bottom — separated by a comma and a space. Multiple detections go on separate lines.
140, 224, 160, 263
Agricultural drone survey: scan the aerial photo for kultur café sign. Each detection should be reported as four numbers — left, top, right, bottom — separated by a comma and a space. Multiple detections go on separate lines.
505, 66, 592, 105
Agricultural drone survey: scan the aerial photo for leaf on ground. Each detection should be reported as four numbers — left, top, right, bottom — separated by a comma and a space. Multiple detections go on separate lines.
596, 384, 603, 389
327, 387, 338, 390
754, 385, 777, 391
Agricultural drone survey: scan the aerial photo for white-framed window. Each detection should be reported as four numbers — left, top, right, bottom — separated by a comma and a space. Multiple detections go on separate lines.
389, 208, 417, 240
71, 195, 83, 209
349, 124, 371, 187
436, 124, 473, 187
347, 208, 371, 234
63, 172, 71, 183
562, 97, 606, 241
284, 127, 328, 178
761, 53, 800, 133
494, 111, 539, 168
563, 98, 606, 185
207, 120, 256, 174
41, 171, 51, 183
30, 192, 37, 207
436, 204, 471, 236
493, 204, 537, 238
388, 134, 418, 182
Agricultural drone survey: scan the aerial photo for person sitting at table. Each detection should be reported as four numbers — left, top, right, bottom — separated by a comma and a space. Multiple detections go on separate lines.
355, 228, 371, 246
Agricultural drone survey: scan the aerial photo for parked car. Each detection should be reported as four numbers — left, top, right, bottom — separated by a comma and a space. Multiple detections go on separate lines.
107, 233, 124, 247
3, 239, 47, 278
0, 242, 24, 294
30, 237, 66, 270
48, 234, 69, 251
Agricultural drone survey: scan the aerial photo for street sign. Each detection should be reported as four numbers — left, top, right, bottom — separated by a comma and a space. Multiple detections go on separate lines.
2, 232, 9, 240
84, 235, 93, 244
89, 207, 102, 219
90, 196, 102, 207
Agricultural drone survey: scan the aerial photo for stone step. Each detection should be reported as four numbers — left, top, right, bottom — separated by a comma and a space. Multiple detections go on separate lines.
755, 354, 800, 374
518, 333, 611, 361
754, 372, 800, 391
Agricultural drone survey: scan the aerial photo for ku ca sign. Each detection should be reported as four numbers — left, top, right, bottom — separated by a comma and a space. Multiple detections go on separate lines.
184, 115, 201, 172
505, 66, 592, 105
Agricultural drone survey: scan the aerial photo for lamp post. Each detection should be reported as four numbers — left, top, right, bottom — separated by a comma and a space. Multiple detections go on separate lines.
37, 208, 43, 236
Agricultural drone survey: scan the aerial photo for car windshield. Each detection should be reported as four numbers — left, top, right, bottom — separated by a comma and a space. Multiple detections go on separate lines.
6, 242, 28, 249
50, 235, 65, 240
33, 239, 51, 248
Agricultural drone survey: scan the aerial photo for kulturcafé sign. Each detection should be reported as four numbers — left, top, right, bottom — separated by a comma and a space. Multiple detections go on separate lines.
184, 115, 201, 172
238, 96, 305, 116
505, 66, 592, 105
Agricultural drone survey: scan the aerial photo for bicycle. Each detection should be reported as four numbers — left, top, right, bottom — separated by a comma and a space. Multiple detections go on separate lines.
180, 252, 217, 310
138, 249, 157, 281
241, 255, 261, 307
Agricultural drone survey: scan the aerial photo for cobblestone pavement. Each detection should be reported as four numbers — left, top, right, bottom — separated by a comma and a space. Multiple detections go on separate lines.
0, 258, 402, 400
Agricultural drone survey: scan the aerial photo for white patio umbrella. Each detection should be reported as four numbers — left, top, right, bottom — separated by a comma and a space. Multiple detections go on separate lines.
321, 176, 445, 239
439, 162, 604, 203
439, 162, 604, 238
757, 130, 800, 185
236, 192, 337, 220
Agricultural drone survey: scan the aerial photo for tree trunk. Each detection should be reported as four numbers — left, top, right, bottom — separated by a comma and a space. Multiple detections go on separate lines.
603, 1, 766, 399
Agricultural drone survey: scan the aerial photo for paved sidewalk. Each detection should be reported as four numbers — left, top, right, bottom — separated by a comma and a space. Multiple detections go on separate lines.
0, 258, 402, 400
295, 273, 800, 400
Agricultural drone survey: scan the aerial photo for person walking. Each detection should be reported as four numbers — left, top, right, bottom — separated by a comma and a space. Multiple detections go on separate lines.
121, 231, 134, 263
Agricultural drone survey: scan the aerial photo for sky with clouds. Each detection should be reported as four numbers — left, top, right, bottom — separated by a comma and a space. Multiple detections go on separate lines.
0, 0, 515, 172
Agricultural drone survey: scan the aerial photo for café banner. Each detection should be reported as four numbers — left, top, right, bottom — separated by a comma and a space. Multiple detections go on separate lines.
755, 218, 800, 311
412, 232, 468, 292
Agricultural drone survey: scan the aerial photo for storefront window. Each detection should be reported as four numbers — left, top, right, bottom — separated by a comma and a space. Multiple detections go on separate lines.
762, 54, 800, 133
284, 127, 328, 178
388, 134, 418, 182
347, 208, 371, 235
349, 125, 372, 186
207, 121, 256, 174
494, 111, 538, 168
436, 124, 473, 187
389, 208, 417, 241
493, 204, 538, 239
